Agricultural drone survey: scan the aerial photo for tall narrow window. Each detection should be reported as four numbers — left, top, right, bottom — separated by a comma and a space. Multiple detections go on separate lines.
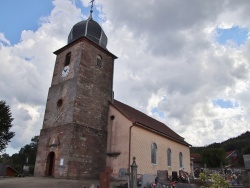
64, 52, 71, 66
179, 152, 183, 168
151, 143, 157, 164
167, 148, 172, 166
96, 54, 102, 68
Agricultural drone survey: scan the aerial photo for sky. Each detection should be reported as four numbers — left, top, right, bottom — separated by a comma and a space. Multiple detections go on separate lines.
0, 0, 249, 155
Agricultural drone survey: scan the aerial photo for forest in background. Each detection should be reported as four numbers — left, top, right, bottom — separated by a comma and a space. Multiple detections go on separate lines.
191, 131, 250, 167
0, 136, 39, 175
191, 131, 250, 154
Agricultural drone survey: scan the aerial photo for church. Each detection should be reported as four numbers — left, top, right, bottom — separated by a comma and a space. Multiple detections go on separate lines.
34, 7, 191, 180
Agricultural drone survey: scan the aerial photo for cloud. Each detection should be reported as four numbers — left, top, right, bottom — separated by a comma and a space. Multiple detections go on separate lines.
1, 0, 250, 154
0, 0, 83, 153
0, 33, 10, 46
99, 0, 250, 146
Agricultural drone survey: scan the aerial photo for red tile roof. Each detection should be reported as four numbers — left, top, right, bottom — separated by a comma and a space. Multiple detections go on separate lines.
190, 153, 201, 163
226, 151, 236, 158
111, 100, 190, 146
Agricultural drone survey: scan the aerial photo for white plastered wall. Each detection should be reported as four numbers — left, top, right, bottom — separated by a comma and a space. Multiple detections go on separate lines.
130, 126, 191, 176
106, 105, 132, 178
106, 105, 191, 179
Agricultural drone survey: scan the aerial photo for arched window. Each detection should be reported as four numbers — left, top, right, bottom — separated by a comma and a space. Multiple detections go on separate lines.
167, 148, 172, 166
151, 143, 157, 164
64, 52, 71, 66
96, 54, 102, 68
179, 152, 183, 168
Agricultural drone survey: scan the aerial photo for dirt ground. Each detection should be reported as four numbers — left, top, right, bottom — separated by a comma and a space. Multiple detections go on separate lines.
0, 176, 120, 188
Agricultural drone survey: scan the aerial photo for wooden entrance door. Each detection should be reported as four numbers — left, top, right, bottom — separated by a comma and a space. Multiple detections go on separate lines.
46, 152, 55, 176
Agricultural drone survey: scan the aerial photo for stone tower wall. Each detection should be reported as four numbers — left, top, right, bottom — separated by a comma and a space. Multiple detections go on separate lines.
34, 37, 116, 179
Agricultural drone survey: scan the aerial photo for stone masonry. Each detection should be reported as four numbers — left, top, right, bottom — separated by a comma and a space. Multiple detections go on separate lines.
34, 37, 116, 179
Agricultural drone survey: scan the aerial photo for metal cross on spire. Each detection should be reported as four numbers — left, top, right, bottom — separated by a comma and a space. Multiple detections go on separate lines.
89, 0, 95, 12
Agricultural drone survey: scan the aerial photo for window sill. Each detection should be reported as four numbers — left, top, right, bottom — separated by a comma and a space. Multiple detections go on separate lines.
106, 152, 121, 157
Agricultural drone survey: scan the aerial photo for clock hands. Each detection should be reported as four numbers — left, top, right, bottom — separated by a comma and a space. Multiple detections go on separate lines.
62, 66, 70, 77
63, 67, 68, 72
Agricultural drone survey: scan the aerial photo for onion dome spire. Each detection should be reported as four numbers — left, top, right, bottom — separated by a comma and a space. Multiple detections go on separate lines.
67, 0, 108, 48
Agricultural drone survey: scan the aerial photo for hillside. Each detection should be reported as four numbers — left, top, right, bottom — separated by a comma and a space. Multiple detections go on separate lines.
190, 131, 250, 154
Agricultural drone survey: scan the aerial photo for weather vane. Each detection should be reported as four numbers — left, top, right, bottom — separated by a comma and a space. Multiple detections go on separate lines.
89, 0, 95, 12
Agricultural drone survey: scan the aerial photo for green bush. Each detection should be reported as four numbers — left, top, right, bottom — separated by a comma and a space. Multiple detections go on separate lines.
210, 173, 230, 188
199, 172, 230, 188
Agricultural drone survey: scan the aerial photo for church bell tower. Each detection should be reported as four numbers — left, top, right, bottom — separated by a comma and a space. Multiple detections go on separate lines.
34, 7, 117, 179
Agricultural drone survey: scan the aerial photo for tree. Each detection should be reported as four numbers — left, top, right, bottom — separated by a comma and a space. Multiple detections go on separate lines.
0, 101, 15, 152
11, 136, 39, 174
19, 136, 39, 165
242, 145, 250, 155
0, 153, 11, 163
201, 148, 227, 167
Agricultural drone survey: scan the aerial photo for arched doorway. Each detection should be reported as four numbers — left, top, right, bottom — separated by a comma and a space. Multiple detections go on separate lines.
46, 152, 55, 176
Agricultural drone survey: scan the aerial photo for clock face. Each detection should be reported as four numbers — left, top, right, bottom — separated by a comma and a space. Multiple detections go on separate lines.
62, 65, 70, 77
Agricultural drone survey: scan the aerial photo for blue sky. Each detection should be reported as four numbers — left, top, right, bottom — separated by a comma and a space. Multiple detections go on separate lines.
0, 0, 98, 44
0, 0, 53, 44
216, 26, 249, 46
151, 107, 165, 118
213, 99, 239, 109
1, 1, 248, 46
0, 0, 250, 154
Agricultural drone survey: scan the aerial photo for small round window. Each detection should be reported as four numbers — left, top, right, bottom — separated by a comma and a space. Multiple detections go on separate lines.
96, 55, 102, 68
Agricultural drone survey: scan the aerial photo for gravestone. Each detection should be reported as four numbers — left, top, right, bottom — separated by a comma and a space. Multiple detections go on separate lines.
179, 170, 189, 183
140, 174, 156, 188
157, 170, 168, 184
119, 168, 128, 179
243, 155, 250, 187
130, 157, 138, 188
172, 171, 178, 181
